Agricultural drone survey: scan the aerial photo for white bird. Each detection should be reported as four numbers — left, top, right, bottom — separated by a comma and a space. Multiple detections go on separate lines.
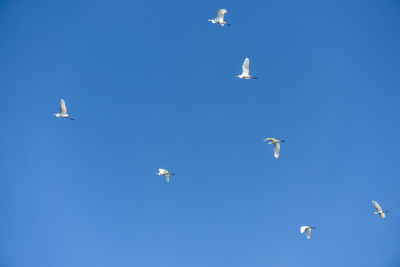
236, 58, 258, 79
372, 200, 388, 218
208, 9, 231, 26
300, 226, 316, 239
156, 168, 175, 183
263, 138, 285, 158
53, 99, 74, 120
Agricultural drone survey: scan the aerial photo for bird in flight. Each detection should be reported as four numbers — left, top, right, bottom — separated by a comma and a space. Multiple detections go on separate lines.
263, 138, 285, 158
157, 168, 175, 183
300, 226, 316, 239
208, 9, 231, 26
372, 200, 388, 218
236, 58, 258, 79
53, 99, 74, 120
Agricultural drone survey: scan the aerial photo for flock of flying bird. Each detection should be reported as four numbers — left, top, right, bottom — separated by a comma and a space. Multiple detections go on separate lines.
52, 8, 390, 240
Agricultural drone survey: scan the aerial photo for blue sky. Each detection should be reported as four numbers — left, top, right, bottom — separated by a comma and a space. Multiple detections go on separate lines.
1, 0, 400, 266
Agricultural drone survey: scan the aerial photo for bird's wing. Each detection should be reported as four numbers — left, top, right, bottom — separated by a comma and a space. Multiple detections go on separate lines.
216, 9, 227, 20
306, 228, 311, 239
242, 58, 249, 75
372, 200, 382, 212
274, 142, 280, 158
264, 137, 277, 142
59, 99, 67, 115
164, 174, 170, 183
300, 226, 307, 233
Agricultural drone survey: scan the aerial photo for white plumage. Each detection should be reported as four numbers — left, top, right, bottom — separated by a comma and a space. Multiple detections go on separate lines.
208, 9, 231, 26
60, 99, 67, 115
242, 57, 249, 76
236, 58, 257, 79
372, 200, 387, 218
53, 99, 74, 120
300, 226, 315, 239
157, 168, 175, 183
263, 138, 285, 158
216, 9, 227, 21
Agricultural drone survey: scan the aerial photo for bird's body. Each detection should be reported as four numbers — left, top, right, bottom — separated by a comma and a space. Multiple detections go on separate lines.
209, 9, 231, 26
300, 226, 316, 239
372, 200, 388, 218
236, 58, 257, 79
263, 138, 285, 158
53, 99, 74, 120
157, 168, 175, 183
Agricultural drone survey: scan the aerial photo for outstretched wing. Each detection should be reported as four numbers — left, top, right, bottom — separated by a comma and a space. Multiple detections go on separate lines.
216, 9, 227, 21
242, 58, 249, 75
372, 200, 382, 212
263, 138, 278, 142
59, 99, 67, 115
164, 174, 170, 183
274, 142, 280, 158
306, 228, 311, 239
300, 226, 307, 234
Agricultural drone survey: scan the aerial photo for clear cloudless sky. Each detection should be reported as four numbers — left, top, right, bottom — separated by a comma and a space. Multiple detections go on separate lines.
0, 0, 400, 266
